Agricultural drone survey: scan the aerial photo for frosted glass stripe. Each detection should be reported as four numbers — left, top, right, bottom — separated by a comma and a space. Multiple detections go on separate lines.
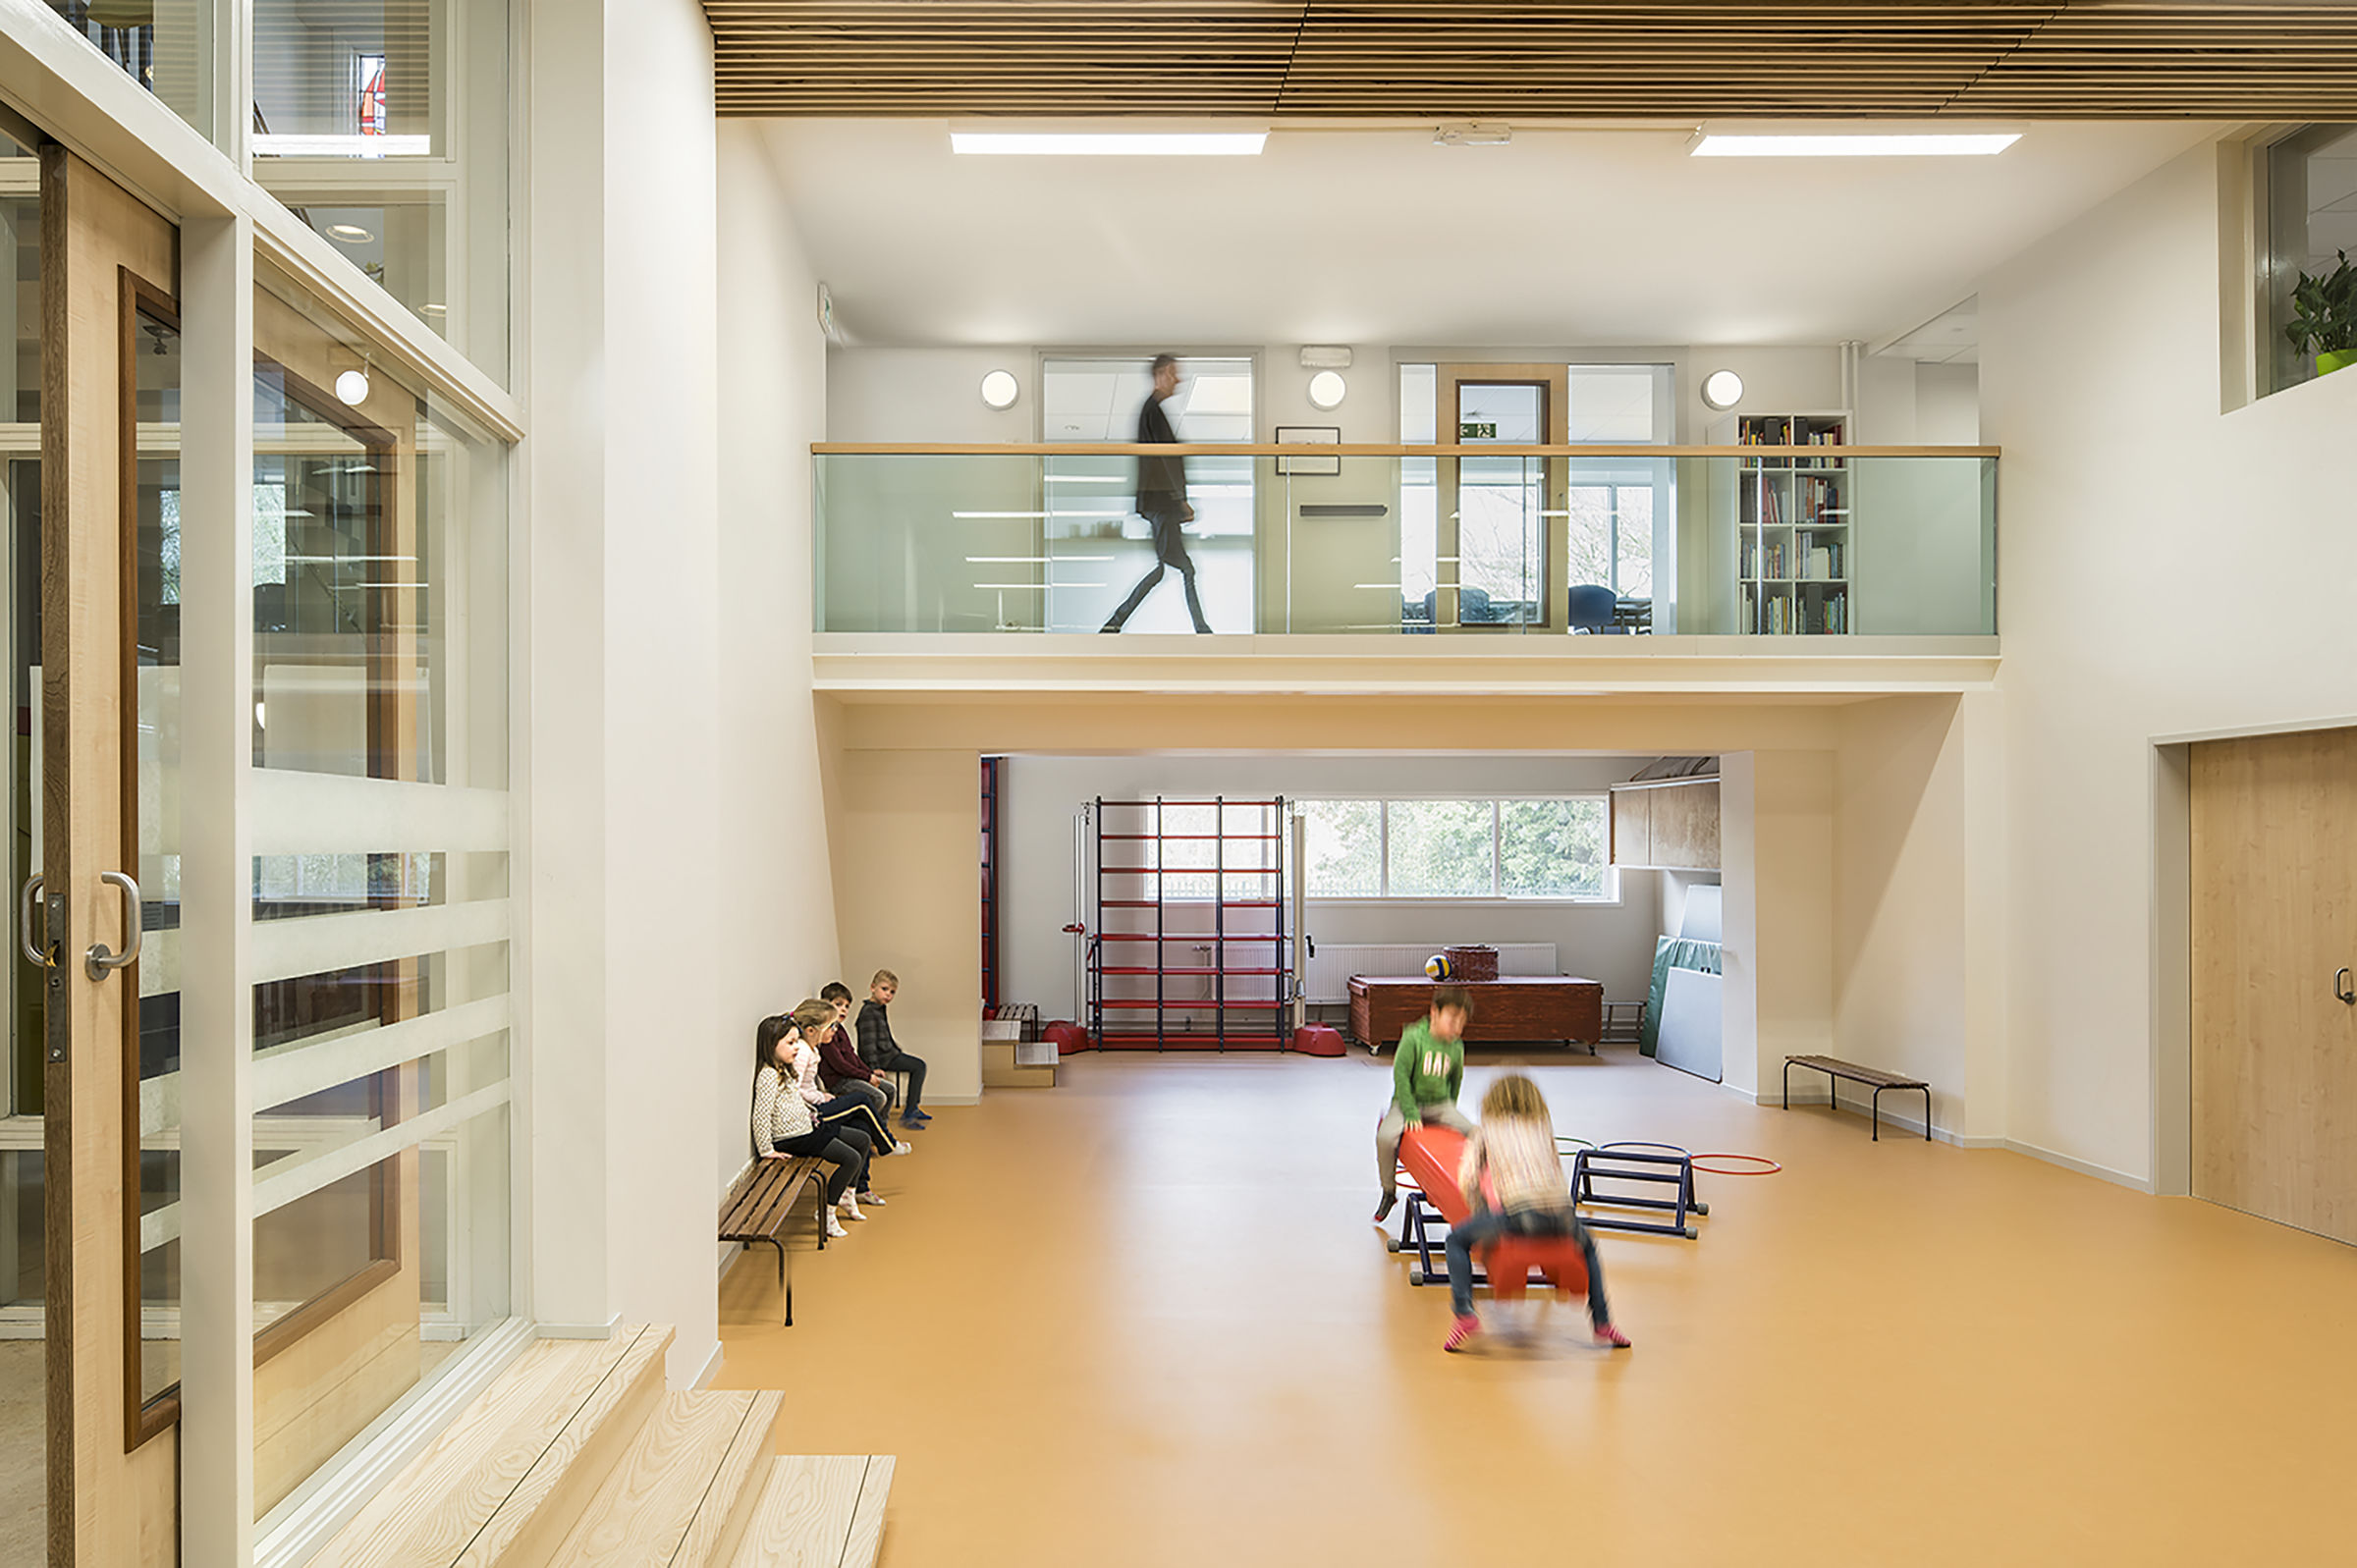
251, 995, 512, 1113
247, 1082, 510, 1229
250, 772, 510, 855
250, 898, 510, 985
139, 1082, 510, 1251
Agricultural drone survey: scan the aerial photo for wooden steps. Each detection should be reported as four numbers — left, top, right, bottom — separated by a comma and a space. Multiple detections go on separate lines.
729, 1456, 896, 1568
548, 1390, 784, 1567
312, 1326, 894, 1568
310, 1324, 674, 1568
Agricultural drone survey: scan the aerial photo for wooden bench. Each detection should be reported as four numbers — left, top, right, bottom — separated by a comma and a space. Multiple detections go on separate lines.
720, 1157, 826, 1325
1782, 1054, 1931, 1142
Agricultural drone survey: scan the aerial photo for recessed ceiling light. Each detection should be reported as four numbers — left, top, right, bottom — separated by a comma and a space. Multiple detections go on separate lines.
1701, 369, 1744, 409
325, 222, 374, 243
950, 132, 1266, 157
1692, 133, 2020, 158
980, 369, 1019, 409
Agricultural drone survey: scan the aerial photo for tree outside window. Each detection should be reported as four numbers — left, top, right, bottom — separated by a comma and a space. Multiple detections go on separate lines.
1300, 796, 1612, 900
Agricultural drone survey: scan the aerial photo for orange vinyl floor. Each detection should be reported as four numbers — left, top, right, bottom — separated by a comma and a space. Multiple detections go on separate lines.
714, 1048, 2357, 1567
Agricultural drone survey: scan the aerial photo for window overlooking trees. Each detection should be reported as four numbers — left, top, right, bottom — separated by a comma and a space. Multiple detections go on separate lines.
1298, 797, 1611, 900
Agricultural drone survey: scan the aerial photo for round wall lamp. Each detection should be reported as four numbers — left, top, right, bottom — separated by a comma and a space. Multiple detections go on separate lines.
325, 222, 374, 244
335, 367, 371, 406
1307, 369, 1347, 409
980, 369, 1019, 409
1701, 368, 1744, 410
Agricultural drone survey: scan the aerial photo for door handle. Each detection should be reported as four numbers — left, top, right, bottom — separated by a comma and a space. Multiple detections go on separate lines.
84, 871, 142, 982
18, 875, 45, 967
2338, 967, 2356, 1006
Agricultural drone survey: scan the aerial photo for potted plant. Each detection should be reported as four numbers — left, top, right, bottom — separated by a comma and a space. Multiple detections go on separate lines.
2285, 249, 2357, 377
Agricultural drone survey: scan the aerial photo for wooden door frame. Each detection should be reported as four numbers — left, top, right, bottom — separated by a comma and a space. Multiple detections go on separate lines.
2159, 717, 2357, 1205
1436, 363, 1568, 631
118, 270, 181, 1450
40, 139, 181, 1568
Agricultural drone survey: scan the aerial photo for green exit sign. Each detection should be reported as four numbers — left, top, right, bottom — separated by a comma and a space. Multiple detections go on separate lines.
1458, 421, 1497, 440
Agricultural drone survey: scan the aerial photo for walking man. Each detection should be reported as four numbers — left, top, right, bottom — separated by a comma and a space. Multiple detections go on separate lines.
1101, 353, 1213, 634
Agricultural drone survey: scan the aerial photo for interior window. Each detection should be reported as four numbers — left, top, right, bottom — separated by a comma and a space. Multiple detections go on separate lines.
2266, 126, 2357, 395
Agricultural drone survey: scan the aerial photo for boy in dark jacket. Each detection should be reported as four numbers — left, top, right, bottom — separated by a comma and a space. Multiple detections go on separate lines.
855, 969, 931, 1127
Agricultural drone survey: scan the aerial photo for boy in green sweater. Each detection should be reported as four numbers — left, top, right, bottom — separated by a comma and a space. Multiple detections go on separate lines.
1372, 985, 1478, 1222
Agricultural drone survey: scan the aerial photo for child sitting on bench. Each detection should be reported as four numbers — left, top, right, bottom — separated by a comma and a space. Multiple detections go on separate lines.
814, 982, 894, 1119
751, 1014, 867, 1238
789, 1000, 909, 1187
1373, 985, 1478, 1222
854, 969, 931, 1127
1444, 1073, 1629, 1353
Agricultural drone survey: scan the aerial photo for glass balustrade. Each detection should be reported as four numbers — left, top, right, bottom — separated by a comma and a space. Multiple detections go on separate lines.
813, 448, 1995, 638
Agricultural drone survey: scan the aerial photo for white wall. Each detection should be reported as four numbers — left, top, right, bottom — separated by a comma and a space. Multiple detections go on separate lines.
999, 754, 1665, 1021
1917, 362, 1981, 443
526, 0, 730, 1385
717, 127, 842, 1211
1981, 139, 2357, 1183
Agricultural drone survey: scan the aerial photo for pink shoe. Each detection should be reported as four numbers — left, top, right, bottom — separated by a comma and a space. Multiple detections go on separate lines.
1593, 1323, 1632, 1349
1444, 1314, 1481, 1353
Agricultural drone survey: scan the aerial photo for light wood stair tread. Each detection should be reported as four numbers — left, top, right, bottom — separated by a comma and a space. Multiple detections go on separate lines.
731, 1455, 896, 1568
549, 1389, 787, 1568
309, 1324, 674, 1568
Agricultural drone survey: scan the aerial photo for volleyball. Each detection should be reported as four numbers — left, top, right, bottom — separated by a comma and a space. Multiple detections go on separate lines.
1425, 953, 1453, 980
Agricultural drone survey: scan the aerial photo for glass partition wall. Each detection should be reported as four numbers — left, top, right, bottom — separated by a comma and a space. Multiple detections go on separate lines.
814, 449, 1997, 637
252, 0, 512, 380
246, 261, 511, 1520
16, 5, 521, 1557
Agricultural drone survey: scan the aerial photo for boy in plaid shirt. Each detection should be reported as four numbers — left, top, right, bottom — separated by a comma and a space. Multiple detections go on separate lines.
855, 969, 930, 1127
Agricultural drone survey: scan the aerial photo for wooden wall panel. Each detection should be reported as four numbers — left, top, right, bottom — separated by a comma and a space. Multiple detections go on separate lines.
1611, 778, 1718, 871
1650, 779, 1722, 871
1610, 787, 1648, 869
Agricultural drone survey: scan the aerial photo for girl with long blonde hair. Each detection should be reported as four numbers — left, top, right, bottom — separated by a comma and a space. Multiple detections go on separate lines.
1444, 1073, 1629, 1353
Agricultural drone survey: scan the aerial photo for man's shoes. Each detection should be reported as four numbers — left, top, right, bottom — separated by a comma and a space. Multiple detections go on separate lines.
1373, 1192, 1397, 1223
902, 1109, 931, 1126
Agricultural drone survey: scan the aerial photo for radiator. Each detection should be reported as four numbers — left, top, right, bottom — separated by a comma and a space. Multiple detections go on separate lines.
1300, 943, 1558, 1003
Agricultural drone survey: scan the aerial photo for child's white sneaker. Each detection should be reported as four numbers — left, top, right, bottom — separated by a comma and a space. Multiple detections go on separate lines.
890, 1140, 912, 1157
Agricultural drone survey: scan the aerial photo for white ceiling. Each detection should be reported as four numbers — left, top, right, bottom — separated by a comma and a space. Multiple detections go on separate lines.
758, 119, 2220, 350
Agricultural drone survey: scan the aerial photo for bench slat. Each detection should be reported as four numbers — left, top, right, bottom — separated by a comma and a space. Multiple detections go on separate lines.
1785, 1054, 1925, 1089
720, 1160, 820, 1241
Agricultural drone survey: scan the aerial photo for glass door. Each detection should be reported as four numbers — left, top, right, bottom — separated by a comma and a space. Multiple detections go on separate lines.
1440, 366, 1567, 629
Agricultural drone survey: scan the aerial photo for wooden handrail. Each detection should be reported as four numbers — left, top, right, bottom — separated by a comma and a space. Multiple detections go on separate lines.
810, 442, 1999, 459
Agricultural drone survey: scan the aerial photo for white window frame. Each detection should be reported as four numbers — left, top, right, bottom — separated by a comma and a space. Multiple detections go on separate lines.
1298, 794, 1618, 905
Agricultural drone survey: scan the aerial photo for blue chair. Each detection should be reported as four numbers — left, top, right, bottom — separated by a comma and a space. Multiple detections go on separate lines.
1567, 583, 1617, 633
1416, 586, 1498, 627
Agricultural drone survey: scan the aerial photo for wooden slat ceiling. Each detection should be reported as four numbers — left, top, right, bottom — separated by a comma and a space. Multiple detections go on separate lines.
705, 2, 2357, 119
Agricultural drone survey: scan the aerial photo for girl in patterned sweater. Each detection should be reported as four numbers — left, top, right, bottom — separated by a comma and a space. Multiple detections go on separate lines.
1444, 1073, 1631, 1353
751, 1014, 871, 1236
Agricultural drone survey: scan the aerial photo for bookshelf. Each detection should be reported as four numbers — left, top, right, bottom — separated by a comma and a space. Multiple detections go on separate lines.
1727, 411, 1850, 636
